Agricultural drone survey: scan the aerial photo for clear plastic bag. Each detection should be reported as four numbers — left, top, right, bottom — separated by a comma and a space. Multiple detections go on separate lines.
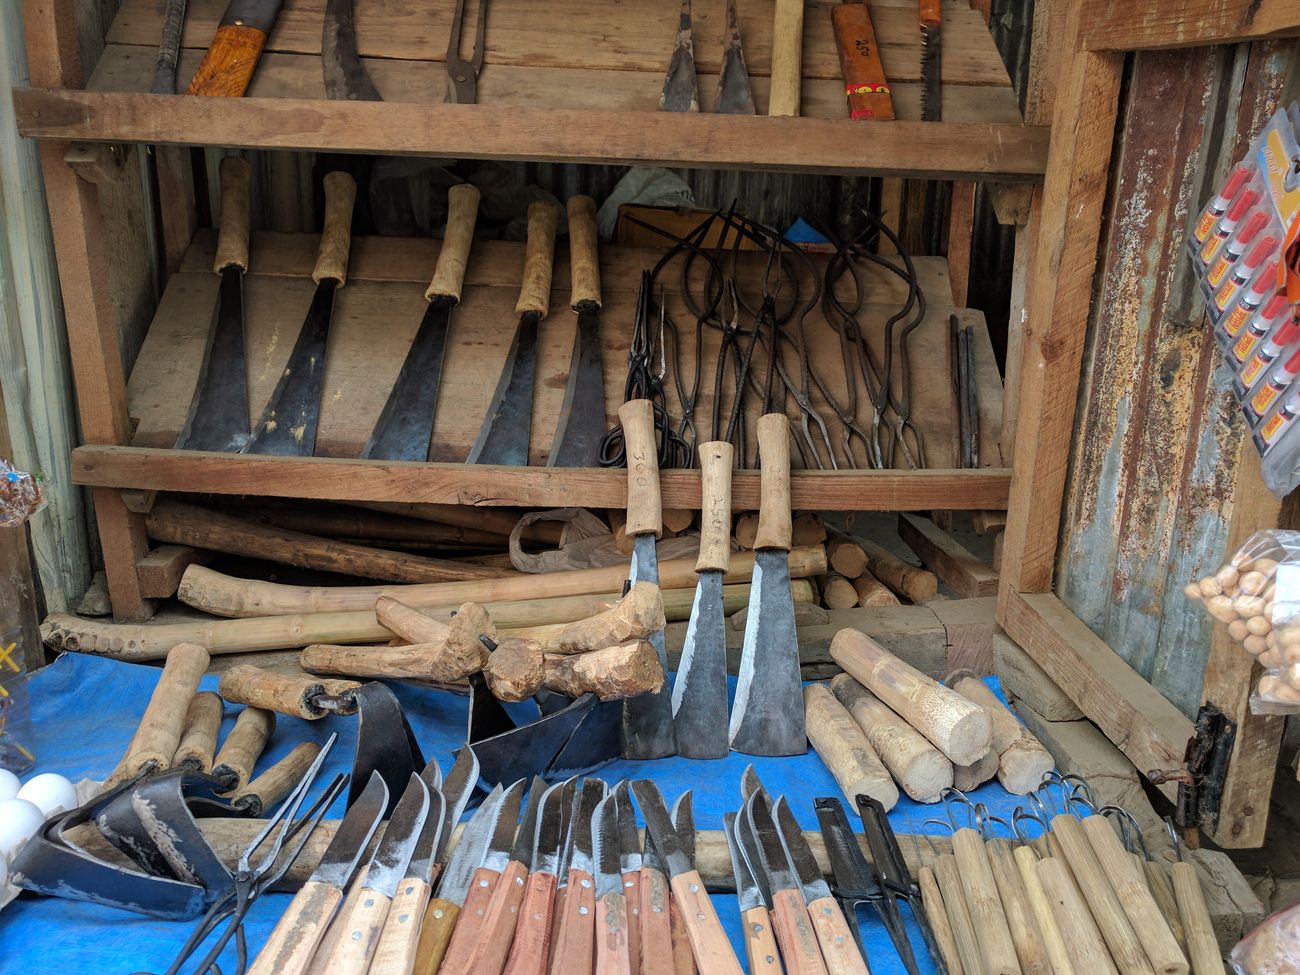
1231, 901, 1300, 974
0, 628, 36, 775
0, 460, 44, 528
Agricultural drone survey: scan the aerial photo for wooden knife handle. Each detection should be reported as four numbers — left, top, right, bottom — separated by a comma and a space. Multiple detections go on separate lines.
669, 894, 695, 975
211, 705, 274, 791
695, 441, 734, 573
595, 891, 632, 975
1035, 856, 1117, 975
951, 827, 1019, 975
108, 641, 210, 785
754, 413, 792, 551
186, 0, 281, 100
316, 887, 392, 975
619, 400, 662, 539
503, 872, 559, 975
638, 868, 675, 975
548, 884, 569, 974
740, 905, 783, 975
568, 195, 602, 309
247, 879, 343, 975
368, 877, 432, 975
439, 866, 505, 975
770, 887, 829, 975
230, 741, 320, 814
620, 869, 641, 973
552, 868, 597, 975
306, 864, 369, 975
668, 870, 744, 975
173, 690, 224, 771
768, 0, 804, 117
516, 201, 558, 318
919, 0, 942, 28
428, 183, 481, 302
806, 894, 868, 975
917, 864, 965, 975
214, 156, 252, 273
830, 3, 895, 121
1171, 861, 1225, 975
413, 897, 461, 975
313, 171, 357, 286
467, 859, 530, 975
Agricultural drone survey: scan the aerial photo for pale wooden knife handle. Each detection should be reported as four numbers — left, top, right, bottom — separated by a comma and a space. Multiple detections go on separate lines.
932, 854, 987, 975
770, 887, 828, 975
741, 905, 784, 975
1171, 861, 1225, 975
669, 894, 695, 975
621, 869, 641, 973
695, 441, 734, 573
567, 195, 602, 309
316, 887, 392, 975
638, 867, 675, 975
1035, 856, 1117, 975
211, 705, 274, 791
305, 865, 368, 975
754, 413, 792, 551
428, 183, 480, 302
214, 156, 251, 272
173, 690, 223, 771
469, 859, 530, 975
516, 201, 558, 318
918, 864, 966, 975
619, 399, 662, 538
552, 868, 597, 975
439, 866, 504, 975
369, 877, 432, 975
595, 891, 632, 975
247, 879, 342, 975
313, 171, 357, 286
668, 870, 743, 975
807, 894, 868, 974
504, 872, 558, 975
413, 897, 460, 975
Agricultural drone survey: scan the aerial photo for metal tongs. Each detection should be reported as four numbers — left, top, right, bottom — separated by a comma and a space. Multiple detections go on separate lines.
447, 0, 488, 103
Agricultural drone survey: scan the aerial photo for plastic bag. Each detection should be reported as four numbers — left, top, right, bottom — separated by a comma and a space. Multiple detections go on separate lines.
1231, 901, 1300, 973
0, 628, 36, 775
0, 460, 44, 528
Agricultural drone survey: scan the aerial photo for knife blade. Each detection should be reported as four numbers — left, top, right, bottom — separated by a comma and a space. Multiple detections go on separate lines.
638, 792, 675, 975
659, 0, 698, 112
546, 778, 581, 975
322, 0, 381, 101
551, 779, 607, 975
746, 791, 827, 975
713, 0, 755, 114
723, 811, 782, 975
186, 0, 284, 96
437, 747, 481, 867
503, 780, 571, 975
669, 789, 698, 975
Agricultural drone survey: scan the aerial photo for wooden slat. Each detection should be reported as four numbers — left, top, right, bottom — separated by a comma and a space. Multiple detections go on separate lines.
1081, 0, 1300, 51
898, 513, 999, 598
69, 446, 1013, 511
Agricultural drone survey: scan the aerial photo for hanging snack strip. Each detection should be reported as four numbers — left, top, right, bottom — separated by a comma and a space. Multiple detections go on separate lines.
1189, 104, 1300, 495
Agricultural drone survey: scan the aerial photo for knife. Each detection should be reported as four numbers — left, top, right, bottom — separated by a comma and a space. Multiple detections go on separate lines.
723, 811, 783, 975
503, 779, 571, 975
638, 791, 676, 975
669, 792, 698, 975
745, 791, 828, 975
186, 0, 284, 96
551, 779, 607, 975
613, 782, 642, 971
594, 792, 633, 974
246, 772, 387, 975
546, 778, 581, 974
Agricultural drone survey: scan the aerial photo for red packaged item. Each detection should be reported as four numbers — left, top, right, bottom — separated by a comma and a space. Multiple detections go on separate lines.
1207, 211, 1269, 289
1250, 346, 1300, 418
1256, 388, 1300, 455
1234, 297, 1296, 375
1200, 190, 1260, 266
1224, 262, 1283, 338
1193, 165, 1252, 244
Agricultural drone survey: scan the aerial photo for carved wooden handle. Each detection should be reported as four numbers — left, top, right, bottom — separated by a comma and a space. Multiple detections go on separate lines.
516, 201, 558, 318
638, 867, 676, 975
214, 156, 251, 272
230, 741, 320, 813
368, 877, 432, 975
439, 866, 505, 975
246, 879, 342, 975
768, 0, 804, 117
769, 887, 829, 975
312, 171, 357, 286
186, 24, 269, 97
428, 183, 481, 302
754, 413, 792, 551
316, 886, 392, 975
806, 895, 869, 974
695, 441, 734, 573
619, 400, 662, 539
503, 871, 558, 975
173, 690, 224, 771
595, 891, 632, 975
412, 897, 461, 975
211, 705, 274, 791
218, 664, 333, 720
552, 868, 597, 975
1171, 861, 1224, 975
668, 869, 744, 975
740, 905, 784, 975
567, 195, 602, 309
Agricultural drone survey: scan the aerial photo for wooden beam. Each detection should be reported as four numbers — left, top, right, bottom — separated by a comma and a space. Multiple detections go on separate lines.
136, 544, 211, 599
69, 446, 1014, 512
898, 513, 1000, 598
1081, 1, 1300, 51
946, 180, 977, 307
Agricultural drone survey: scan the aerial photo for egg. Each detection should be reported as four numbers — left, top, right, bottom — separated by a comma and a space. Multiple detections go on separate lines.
0, 769, 18, 802
18, 774, 78, 818
0, 798, 45, 863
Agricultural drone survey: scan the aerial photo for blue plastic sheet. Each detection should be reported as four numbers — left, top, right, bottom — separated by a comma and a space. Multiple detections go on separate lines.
0, 652, 1047, 973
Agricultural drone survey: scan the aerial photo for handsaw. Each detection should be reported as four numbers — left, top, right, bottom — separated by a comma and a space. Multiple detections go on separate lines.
323, 0, 382, 101
919, 0, 943, 121
186, 0, 285, 97
659, 0, 698, 112
713, 0, 756, 114
176, 155, 252, 453
363, 183, 481, 460
832, 2, 895, 120
243, 171, 356, 456
467, 201, 558, 465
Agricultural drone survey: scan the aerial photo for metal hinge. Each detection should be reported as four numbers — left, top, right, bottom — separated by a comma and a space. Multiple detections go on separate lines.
1147, 703, 1236, 834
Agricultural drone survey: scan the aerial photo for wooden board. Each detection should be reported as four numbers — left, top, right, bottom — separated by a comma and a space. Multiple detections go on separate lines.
1081, 0, 1300, 51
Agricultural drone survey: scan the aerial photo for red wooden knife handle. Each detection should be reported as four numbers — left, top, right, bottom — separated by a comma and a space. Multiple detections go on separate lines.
470, 859, 530, 975
669, 896, 696, 975
503, 872, 559, 975
638, 868, 675, 975
740, 905, 783, 975
596, 891, 633, 975
770, 887, 829, 975
437, 866, 503, 975
551, 867, 597, 975
621, 869, 642, 973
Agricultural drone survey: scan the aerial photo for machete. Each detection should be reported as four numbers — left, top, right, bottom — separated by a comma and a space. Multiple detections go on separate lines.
613, 782, 642, 969
323, 0, 381, 101
551, 779, 606, 975
593, 793, 633, 974
244, 171, 357, 456
723, 810, 782, 975
714, 0, 756, 114
502, 780, 570, 975
745, 790, 828, 975
186, 0, 284, 96
672, 439, 733, 758
730, 412, 806, 755
177, 155, 252, 453
659, 0, 699, 112
363, 183, 481, 460
618, 399, 677, 759
467, 201, 558, 464
547, 195, 607, 468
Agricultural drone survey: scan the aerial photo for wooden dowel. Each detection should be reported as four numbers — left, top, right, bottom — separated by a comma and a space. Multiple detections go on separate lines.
173, 690, 224, 771
850, 570, 899, 607
1012, 846, 1075, 975
933, 853, 988, 975
918, 864, 965, 975
826, 535, 869, 579
858, 539, 938, 603
986, 839, 1051, 975
212, 706, 275, 792
1035, 855, 1117, 975
1141, 859, 1187, 953
951, 829, 1020, 975
803, 682, 899, 809
1171, 861, 1225, 975
108, 642, 210, 784
229, 741, 321, 815
947, 674, 1054, 795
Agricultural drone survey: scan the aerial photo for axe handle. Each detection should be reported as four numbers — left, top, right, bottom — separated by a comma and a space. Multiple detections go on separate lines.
503, 871, 558, 975
439, 866, 505, 975
516, 201, 559, 317
620, 869, 641, 972
313, 171, 358, 286
638, 867, 676, 975
214, 156, 251, 272
595, 890, 632, 975
741, 905, 783, 975
568, 195, 602, 309
619, 400, 662, 538
754, 414, 792, 551
552, 867, 597, 975
806, 895, 869, 975
247, 879, 342, 975
669, 870, 743, 975
428, 184, 481, 302
369, 877, 432, 975
769, 887, 829, 975
695, 441, 734, 574
316, 886, 392, 975
413, 897, 460, 975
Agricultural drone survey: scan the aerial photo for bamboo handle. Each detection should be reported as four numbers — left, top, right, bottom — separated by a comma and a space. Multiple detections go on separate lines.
1171, 861, 1225, 975
754, 413, 792, 551
768, 0, 804, 117
186, 23, 269, 97
1011, 845, 1073, 975
621, 869, 641, 973
669, 870, 744, 975
211, 706, 275, 791
740, 905, 783, 975
503, 872, 559, 975
312, 171, 357, 285
214, 156, 251, 272
951, 829, 1019, 975
369, 877, 432, 975
413, 897, 460, 975
918, 864, 966, 975
1035, 856, 1118, 975
439, 866, 505, 975
769, 887, 828, 975
173, 691, 224, 771
467, 860, 530, 975
933, 853, 987, 975
109, 642, 210, 784
619, 400, 662, 539
516, 201, 558, 317
638, 868, 676, 975
1142, 859, 1187, 953
246, 879, 343, 975
985, 839, 1051, 975
807, 894, 870, 974
567, 195, 602, 309
426, 183, 480, 301
595, 891, 632, 974
552, 868, 597, 975
317, 886, 392, 975
695, 441, 734, 573
230, 741, 320, 813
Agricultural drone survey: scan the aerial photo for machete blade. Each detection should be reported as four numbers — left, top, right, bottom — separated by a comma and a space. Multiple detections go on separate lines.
309, 771, 387, 890
723, 811, 763, 912
438, 783, 506, 906
736, 796, 775, 908
481, 779, 526, 871
322, 0, 382, 101
672, 569, 728, 758
713, 0, 756, 114
534, 779, 570, 875
569, 779, 607, 877
623, 532, 676, 759
178, 267, 250, 452
773, 796, 833, 903
361, 298, 454, 460
466, 312, 539, 465
547, 304, 607, 467
361, 773, 430, 898
659, 0, 699, 112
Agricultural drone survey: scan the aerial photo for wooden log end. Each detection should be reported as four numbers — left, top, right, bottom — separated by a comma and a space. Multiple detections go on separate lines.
898, 752, 956, 804
996, 742, 1056, 795
953, 750, 999, 792
483, 638, 545, 702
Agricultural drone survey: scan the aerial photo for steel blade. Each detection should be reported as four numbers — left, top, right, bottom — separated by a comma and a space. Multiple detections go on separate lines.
323, 0, 382, 101
623, 533, 676, 759
713, 0, 755, 115
813, 797, 876, 899
920, 24, 942, 122
423, 757, 443, 792
614, 782, 641, 874
723, 812, 762, 912
362, 773, 430, 898
361, 298, 454, 460
482, 779, 526, 871
630, 781, 691, 879
740, 764, 763, 804
177, 267, 250, 452
466, 312, 539, 465
671, 791, 695, 865
671, 570, 728, 758
592, 794, 622, 897
534, 779, 569, 874
437, 747, 480, 863
729, 550, 806, 756
438, 783, 505, 905
554, 778, 581, 882
773, 796, 832, 903
405, 759, 449, 884
736, 797, 774, 907
569, 779, 606, 876
659, 0, 698, 112
745, 791, 797, 894
244, 279, 338, 456
309, 772, 387, 889
547, 305, 607, 467
642, 819, 665, 876
510, 776, 548, 866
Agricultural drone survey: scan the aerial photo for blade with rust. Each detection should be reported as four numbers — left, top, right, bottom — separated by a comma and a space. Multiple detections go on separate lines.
243, 171, 357, 456
713, 0, 756, 114
672, 439, 733, 758
502, 779, 570, 974
363, 183, 481, 461
177, 156, 252, 453
548, 195, 607, 468
552, 779, 607, 975
745, 790, 828, 975
323, 0, 381, 101
659, 0, 698, 112
151, 0, 188, 93
919, 0, 942, 121
186, 0, 285, 96
724, 810, 783, 975
618, 400, 676, 759
730, 413, 806, 756
466, 201, 558, 465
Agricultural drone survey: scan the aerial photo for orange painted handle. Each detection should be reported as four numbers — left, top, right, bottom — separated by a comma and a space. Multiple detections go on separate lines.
470, 860, 531, 975
621, 870, 642, 973
638, 868, 676, 975
770, 888, 829, 975
548, 884, 570, 975
807, 895, 868, 975
186, 24, 268, 97
668, 870, 744, 975
504, 872, 559, 975
596, 891, 633, 975
740, 905, 784, 975
438, 866, 503, 975
552, 868, 597, 975
919, 0, 941, 28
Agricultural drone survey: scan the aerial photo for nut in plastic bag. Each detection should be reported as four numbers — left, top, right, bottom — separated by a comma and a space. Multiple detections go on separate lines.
0, 460, 45, 528
1231, 900, 1300, 974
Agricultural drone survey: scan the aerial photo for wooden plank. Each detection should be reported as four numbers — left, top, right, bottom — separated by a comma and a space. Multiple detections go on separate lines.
946, 180, 977, 307
898, 513, 999, 598
12, 90, 1051, 181
931, 595, 996, 674
1000, 590, 1193, 802
136, 544, 211, 599
1081, 0, 1300, 51
993, 630, 1083, 720
70, 445, 1013, 511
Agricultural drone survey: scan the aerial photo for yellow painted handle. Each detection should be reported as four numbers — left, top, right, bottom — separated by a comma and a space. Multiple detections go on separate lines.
413, 897, 461, 975
427, 183, 480, 302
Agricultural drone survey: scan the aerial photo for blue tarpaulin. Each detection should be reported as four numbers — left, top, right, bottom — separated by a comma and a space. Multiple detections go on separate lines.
0, 652, 1047, 974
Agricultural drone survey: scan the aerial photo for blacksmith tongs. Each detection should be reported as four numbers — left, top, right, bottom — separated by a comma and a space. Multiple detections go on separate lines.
447, 0, 487, 103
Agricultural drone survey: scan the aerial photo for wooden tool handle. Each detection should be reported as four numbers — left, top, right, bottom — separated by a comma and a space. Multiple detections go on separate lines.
413, 898, 461, 975
567, 195, 602, 309
219, 664, 329, 720
211, 705, 275, 791
754, 413, 792, 551
669, 871, 742, 975
467, 859, 530, 975
214, 156, 252, 272
109, 641, 210, 784
919, 0, 942, 28
230, 741, 320, 814
807, 894, 869, 974
552, 868, 597, 975
503, 872, 559, 975
951, 828, 1019, 975
804, 682, 899, 809
312, 171, 357, 286
173, 690, 224, 771
638, 868, 676, 975
369, 877, 432, 975
740, 905, 783, 975
830, 3, 895, 121
933, 854, 986, 975
669, 894, 696, 975
247, 879, 343, 975
621, 869, 641, 972
439, 866, 505, 975
1171, 861, 1225, 975
427, 183, 481, 302
516, 201, 558, 317
306, 865, 369, 975
1013, 846, 1074, 975
695, 441, 734, 573
769, 887, 829, 975
595, 891, 632, 975
319, 886, 393, 975
186, 18, 272, 97
1036, 856, 1118, 975
985, 838, 1052, 975
768, 0, 804, 117
1142, 859, 1186, 953
619, 400, 662, 539
917, 864, 966, 975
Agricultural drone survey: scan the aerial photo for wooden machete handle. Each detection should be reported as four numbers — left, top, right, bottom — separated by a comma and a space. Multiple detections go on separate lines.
668, 869, 744, 975
807, 894, 869, 974
313, 171, 357, 286
413, 897, 460, 975
247, 879, 343, 975
1171, 861, 1225, 975
173, 690, 224, 771
214, 156, 251, 273
552, 867, 597, 975
754, 413, 792, 551
109, 641, 210, 785
427, 183, 481, 302
695, 441, 734, 574
211, 705, 275, 791
368, 876, 432, 975
595, 891, 631, 975
741, 905, 783, 975
768, 0, 804, 117
503, 871, 559, 975
230, 741, 320, 815
619, 399, 662, 539
638, 867, 675, 975
438, 866, 505, 975
567, 195, 602, 309
769, 887, 829, 975
516, 201, 558, 318
465, 859, 530, 975
316, 885, 393, 975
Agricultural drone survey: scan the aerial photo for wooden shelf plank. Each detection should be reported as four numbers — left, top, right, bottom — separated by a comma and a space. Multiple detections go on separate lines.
1081, 0, 1300, 51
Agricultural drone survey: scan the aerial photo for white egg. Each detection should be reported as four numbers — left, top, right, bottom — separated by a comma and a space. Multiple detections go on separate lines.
17, 773, 78, 818
0, 769, 18, 802
0, 798, 45, 863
